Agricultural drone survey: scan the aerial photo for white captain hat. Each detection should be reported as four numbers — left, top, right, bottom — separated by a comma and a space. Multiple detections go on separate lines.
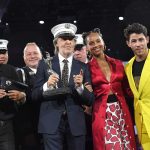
0, 39, 8, 50
75, 34, 84, 45
51, 23, 77, 38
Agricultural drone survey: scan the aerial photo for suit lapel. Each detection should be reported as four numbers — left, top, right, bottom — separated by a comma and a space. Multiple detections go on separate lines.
52, 55, 62, 87
138, 50, 150, 94
25, 66, 35, 75
125, 57, 139, 98
69, 59, 79, 85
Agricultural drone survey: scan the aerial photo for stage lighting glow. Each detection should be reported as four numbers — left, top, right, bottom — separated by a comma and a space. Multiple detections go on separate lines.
39, 20, 44, 24
119, 17, 124, 20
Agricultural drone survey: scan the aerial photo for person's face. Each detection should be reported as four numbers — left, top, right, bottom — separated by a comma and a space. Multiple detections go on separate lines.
24, 45, 42, 68
0, 51, 8, 64
127, 33, 149, 58
56, 36, 76, 58
86, 32, 105, 57
74, 46, 87, 63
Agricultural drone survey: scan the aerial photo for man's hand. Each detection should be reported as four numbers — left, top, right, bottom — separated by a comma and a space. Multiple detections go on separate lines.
47, 74, 59, 88
7, 90, 26, 102
0, 89, 7, 99
73, 69, 83, 87
83, 105, 92, 115
84, 82, 93, 92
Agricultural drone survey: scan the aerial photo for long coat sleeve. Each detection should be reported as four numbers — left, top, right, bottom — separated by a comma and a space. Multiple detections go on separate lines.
88, 55, 136, 150
125, 50, 150, 147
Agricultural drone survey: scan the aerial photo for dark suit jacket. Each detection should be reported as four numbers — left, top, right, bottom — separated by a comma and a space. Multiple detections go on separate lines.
32, 55, 94, 136
15, 66, 40, 134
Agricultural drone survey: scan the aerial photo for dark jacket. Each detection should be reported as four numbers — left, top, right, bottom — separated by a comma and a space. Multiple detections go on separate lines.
0, 64, 20, 120
15, 66, 40, 134
32, 55, 94, 136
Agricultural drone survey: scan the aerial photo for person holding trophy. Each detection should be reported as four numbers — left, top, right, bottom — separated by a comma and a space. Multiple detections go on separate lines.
32, 23, 94, 150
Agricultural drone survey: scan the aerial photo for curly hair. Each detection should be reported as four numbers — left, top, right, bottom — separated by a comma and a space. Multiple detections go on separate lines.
124, 23, 148, 41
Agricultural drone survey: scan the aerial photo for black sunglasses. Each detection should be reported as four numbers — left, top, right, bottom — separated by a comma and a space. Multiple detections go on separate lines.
0, 50, 7, 54
60, 36, 75, 41
74, 44, 84, 51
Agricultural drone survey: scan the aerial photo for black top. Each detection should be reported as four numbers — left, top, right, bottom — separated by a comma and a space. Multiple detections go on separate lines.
0, 64, 20, 120
132, 59, 145, 89
132, 59, 145, 77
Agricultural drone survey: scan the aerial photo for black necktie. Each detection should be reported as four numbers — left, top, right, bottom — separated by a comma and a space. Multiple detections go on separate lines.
62, 59, 69, 87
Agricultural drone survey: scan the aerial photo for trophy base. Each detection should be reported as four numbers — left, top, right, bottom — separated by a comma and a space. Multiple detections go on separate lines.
43, 87, 72, 99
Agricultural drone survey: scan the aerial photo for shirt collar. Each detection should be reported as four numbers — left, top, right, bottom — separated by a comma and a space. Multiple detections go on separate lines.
29, 67, 37, 74
58, 53, 73, 64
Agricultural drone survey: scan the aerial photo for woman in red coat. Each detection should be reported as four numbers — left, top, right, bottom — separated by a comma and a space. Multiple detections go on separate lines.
82, 28, 136, 150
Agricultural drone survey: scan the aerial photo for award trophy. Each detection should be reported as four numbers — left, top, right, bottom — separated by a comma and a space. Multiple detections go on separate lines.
43, 52, 72, 99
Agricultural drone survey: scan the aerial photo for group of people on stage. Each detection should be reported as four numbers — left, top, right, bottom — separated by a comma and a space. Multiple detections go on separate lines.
0, 22, 150, 150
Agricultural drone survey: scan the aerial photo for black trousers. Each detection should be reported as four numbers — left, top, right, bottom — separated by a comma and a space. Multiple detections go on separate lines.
43, 114, 85, 150
0, 120, 15, 150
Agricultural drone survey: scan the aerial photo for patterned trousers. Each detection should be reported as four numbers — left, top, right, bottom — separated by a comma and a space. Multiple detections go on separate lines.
104, 102, 131, 150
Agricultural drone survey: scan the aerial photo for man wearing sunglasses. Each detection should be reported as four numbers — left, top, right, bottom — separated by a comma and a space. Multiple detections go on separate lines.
32, 23, 94, 150
0, 39, 26, 150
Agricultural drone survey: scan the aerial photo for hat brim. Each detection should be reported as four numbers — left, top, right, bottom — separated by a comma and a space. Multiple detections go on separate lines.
74, 44, 84, 51
0, 49, 7, 54
57, 33, 75, 38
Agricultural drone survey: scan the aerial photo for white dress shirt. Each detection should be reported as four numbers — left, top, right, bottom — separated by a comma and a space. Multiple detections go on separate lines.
43, 53, 84, 94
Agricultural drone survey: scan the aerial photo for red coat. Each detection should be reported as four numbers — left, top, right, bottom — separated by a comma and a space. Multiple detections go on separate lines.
88, 55, 136, 150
